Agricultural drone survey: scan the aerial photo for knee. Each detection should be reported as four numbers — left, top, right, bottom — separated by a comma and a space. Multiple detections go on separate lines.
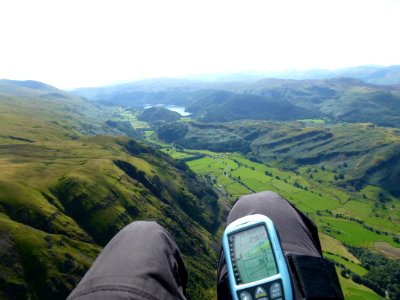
227, 191, 290, 224
235, 190, 286, 208
120, 220, 168, 238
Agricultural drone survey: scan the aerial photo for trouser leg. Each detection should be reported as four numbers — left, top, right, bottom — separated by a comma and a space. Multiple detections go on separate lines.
217, 191, 323, 300
67, 221, 188, 300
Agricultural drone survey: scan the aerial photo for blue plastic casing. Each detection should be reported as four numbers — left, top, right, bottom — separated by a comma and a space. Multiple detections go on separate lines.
222, 214, 292, 300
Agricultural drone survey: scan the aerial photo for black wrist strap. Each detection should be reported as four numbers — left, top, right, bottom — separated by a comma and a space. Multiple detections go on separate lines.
286, 255, 344, 300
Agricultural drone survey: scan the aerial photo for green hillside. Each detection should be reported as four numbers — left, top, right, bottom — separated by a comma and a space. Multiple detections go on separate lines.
0, 82, 220, 300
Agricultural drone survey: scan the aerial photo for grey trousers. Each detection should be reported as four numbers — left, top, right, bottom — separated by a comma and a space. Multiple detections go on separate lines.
67, 191, 326, 300
67, 221, 188, 300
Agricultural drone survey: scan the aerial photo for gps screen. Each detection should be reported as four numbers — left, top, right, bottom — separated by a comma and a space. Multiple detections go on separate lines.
229, 224, 278, 284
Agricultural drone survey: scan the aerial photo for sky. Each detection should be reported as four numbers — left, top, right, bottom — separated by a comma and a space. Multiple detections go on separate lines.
0, 0, 399, 89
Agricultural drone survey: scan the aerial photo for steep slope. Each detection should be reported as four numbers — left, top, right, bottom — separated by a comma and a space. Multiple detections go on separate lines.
0, 81, 220, 300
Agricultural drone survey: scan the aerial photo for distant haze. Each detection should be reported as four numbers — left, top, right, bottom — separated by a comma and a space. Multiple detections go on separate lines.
0, 0, 399, 89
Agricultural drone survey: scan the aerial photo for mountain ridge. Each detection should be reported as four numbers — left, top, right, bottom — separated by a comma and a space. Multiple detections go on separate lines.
187, 65, 400, 85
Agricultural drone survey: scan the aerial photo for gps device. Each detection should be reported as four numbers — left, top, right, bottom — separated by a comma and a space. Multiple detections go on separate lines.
222, 214, 292, 300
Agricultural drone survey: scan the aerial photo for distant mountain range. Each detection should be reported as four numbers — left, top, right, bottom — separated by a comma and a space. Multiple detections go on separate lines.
72, 72, 400, 127
187, 65, 400, 85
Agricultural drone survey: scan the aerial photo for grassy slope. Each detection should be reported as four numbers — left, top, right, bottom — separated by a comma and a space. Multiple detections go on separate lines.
0, 85, 220, 300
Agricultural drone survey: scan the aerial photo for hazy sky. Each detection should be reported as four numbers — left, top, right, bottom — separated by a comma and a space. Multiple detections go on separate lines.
0, 0, 399, 88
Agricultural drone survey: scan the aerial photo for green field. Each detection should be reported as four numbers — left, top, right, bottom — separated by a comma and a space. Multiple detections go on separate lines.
324, 253, 368, 276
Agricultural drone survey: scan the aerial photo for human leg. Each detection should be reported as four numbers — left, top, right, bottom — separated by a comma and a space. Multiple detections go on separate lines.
217, 191, 342, 300
68, 221, 187, 300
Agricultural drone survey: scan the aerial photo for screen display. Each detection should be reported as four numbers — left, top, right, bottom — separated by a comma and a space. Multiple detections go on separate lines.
229, 224, 278, 284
